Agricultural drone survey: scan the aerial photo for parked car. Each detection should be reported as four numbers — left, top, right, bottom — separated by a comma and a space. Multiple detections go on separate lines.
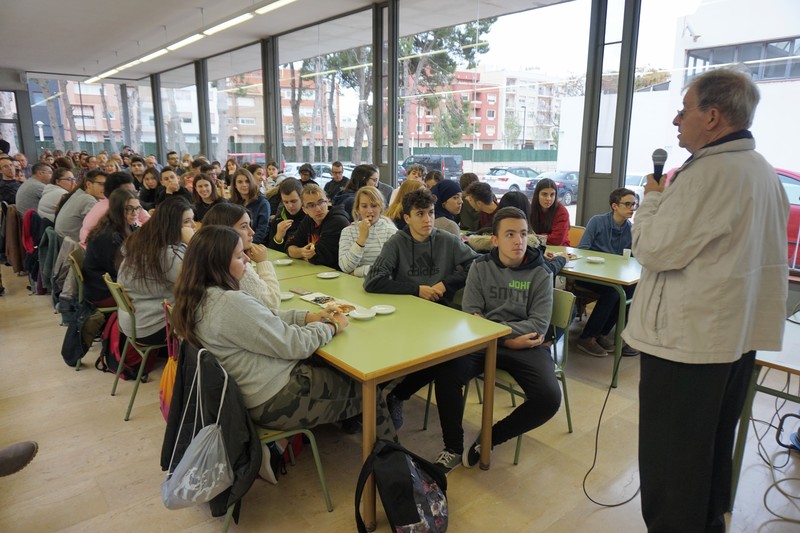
280, 162, 331, 190
525, 170, 579, 205
778, 169, 800, 268
401, 154, 464, 180
482, 166, 540, 195
625, 174, 648, 204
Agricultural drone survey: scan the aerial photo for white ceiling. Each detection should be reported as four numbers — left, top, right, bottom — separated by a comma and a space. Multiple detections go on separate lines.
0, 0, 569, 83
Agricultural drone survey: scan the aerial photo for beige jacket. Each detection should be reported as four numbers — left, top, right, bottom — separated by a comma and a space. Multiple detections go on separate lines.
622, 136, 789, 364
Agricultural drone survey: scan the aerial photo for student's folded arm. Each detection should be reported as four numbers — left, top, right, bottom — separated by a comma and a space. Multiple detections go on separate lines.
338, 226, 362, 273
363, 255, 417, 295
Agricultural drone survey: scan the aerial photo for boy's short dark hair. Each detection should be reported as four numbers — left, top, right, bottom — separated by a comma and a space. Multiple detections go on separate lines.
491, 207, 527, 236
459, 172, 479, 190
609, 187, 636, 206
402, 187, 436, 215
130, 155, 145, 166
104, 171, 134, 197
465, 181, 494, 204
279, 177, 303, 197
425, 170, 444, 184
298, 163, 315, 178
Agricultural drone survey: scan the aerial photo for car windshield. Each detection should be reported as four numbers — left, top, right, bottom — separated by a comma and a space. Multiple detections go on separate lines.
625, 175, 644, 186
538, 172, 565, 180
488, 168, 508, 176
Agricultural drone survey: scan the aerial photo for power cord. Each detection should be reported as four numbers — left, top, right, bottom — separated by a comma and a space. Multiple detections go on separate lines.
582, 348, 640, 507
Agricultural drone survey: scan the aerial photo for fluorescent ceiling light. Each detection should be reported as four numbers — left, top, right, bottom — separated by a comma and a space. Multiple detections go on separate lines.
204, 13, 254, 35
85, 77, 102, 84
98, 68, 119, 79
255, 0, 298, 15
117, 59, 141, 71
139, 48, 169, 63
167, 34, 205, 51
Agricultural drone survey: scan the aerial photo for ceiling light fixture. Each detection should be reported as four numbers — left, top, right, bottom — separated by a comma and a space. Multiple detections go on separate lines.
139, 49, 169, 63
203, 13, 254, 35
167, 34, 205, 51
255, 0, 298, 15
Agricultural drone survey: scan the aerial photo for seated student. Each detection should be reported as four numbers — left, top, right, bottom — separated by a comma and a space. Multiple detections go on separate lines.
464, 181, 499, 230
117, 197, 195, 345
220, 158, 238, 187
430, 180, 463, 236
0, 156, 22, 205
38, 168, 76, 222
80, 171, 150, 247
267, 178, 305, 253
230, 168, 271, 246
297, 163, 318, 187
263, 160, 283, 217
338, 186, 397, 277
82, 189, 138, 307
54, 170, 106, 241
203, 203, 281, 310
575, 187, 639, 357
191, 173, 226, 222
15, 162, 52, 214
154, 167, 192, 207
458, 172, 481, 231
171, 225, 397, 448
332, 164, 379, 222
137, 167, 160, 212
286, 184, 349, 270
364, 187, 477, 306
385, 179, 424, 231
389, 163, 425, 205
323, 161, 349, 201
529, 178, 570, 246
424, 170, 444, 189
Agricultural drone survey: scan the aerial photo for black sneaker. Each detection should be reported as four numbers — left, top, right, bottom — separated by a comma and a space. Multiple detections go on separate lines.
622, 343, 640, 357
258, 442, 285, 484
341, 415, 362, 434
433, 448, 461, 474
462, 439, 484, 468
386, 393, 404, 430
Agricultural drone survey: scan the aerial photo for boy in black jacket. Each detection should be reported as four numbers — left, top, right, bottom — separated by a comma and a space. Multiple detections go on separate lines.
286, 184, 348, 270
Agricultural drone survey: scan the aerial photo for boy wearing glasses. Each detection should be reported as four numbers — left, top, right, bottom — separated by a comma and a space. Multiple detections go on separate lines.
38, 168, 76, 222
286, 184, 349, 270
575, 187, 639, 357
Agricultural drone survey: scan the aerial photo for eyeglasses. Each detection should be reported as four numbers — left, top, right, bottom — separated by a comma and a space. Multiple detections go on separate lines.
676, 105, 705, 119
304, 199, 329, 210
619, 201, 638, 209
124, 206, 143, 213
58, 177, 77, 182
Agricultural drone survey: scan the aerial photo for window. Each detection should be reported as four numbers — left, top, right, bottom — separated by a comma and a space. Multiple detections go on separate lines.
425, 124, 433, 132
487, 110, 496, 119
238, 117, 256, 125
487, 94, 496, 104
686, 36, 800, 82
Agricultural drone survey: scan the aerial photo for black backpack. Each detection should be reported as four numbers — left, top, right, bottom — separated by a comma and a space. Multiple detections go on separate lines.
355, 439, 448, 533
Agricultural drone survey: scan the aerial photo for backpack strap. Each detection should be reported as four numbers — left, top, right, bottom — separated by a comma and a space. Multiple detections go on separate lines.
353, 440, 383, 533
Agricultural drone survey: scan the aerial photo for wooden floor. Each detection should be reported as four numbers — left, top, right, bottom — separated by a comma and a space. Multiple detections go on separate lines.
2, 266, 800, 532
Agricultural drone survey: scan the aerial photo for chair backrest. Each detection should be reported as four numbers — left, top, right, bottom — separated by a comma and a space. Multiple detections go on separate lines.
551, 288, 576, 330
568, 225, 585, 247
164, 300, 179, 359
103, 272, 136, 321
67, 248, 86, 304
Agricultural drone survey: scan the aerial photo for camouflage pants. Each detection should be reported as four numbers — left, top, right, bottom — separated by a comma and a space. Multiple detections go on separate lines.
249, 357, 397, 441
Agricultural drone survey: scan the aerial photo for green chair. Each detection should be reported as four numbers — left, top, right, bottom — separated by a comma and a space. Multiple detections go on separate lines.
103, 273, 166, 421
220, 426, 333, 533
67, 248, 116, 370
423, 289, 576, 465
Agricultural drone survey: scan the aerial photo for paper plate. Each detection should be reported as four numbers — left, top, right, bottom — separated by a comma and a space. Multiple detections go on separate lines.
586, 256, 606, 264
279, 292, 294, 301
274, 259, 293, 266
349, 308, 376, 320
316, 272, 340, 279
371, 305, 396, 315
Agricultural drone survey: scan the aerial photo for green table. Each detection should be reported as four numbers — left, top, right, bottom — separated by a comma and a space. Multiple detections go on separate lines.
550, 246, 641, 387
280, 272, 511, 530
268, 251, 336, 280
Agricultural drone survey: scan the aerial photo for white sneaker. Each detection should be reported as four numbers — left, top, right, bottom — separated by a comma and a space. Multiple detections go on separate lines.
259, 443, 278, 485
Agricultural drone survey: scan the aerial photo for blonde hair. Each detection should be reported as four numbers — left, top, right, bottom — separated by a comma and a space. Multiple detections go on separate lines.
352, 186, 385, 221
300, 183, 326, 201
386, 180, 424, 220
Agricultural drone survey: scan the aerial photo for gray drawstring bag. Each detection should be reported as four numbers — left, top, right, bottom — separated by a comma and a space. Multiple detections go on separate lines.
161, 349, 234, 509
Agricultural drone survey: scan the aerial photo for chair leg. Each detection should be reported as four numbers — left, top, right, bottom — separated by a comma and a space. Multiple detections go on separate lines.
287, 440, 296, 466
124, 347, 154, 421
513, 435, 523, 465
111, 338, 132, 396
299, 429, 333, 512
559, 373, 573, 434
475, 378, 483, 404
221, 503, 235, 533
422, 382, 433, 430
75, 359, 81, 371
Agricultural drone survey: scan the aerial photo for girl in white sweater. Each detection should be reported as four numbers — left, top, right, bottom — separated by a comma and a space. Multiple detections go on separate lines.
338, 186, 397, 277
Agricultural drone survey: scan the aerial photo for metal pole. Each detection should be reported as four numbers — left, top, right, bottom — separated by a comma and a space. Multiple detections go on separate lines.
521, 105, 526, 149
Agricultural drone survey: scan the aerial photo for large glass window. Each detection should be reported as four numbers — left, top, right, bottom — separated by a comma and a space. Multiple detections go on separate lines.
208, 44, 264, 166
160, 64, 200, 157
0, 91, 20, 156
277, 11, 374, 174
126, 79, 156, 157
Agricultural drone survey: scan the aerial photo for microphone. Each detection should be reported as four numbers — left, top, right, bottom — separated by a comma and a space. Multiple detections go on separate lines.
652, 149, 668, 184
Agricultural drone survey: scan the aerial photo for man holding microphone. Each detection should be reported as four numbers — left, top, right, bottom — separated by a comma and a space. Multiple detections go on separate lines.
623, 68, 789, 532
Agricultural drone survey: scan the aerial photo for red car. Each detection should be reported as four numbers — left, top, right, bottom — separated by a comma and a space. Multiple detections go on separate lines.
777, 169, 800, 268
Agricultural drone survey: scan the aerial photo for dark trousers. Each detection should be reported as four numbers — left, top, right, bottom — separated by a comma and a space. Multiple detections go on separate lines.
639, 351, 755, 533
391, 345, 561, 453
578, 281, 636, 338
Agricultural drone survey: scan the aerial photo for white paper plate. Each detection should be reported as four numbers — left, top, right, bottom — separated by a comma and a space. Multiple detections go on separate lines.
371, 305, 396, 315
316, 272, 340, 279
279, 292, 294, 301
274, 259, 293, 266
349, 308, 376, 320
586, 256, 606, 264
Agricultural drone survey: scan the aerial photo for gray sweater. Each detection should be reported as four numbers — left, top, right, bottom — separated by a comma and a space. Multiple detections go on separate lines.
461, 247, 553, 341
194, 287, 333, 408
54, 189, 97, 241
